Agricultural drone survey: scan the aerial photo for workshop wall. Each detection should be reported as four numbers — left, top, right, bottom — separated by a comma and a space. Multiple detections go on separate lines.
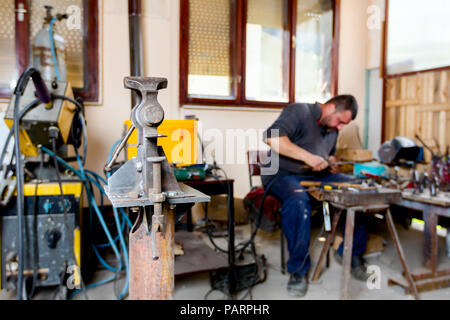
0, 0, 371, 202
180, 0, 370, 198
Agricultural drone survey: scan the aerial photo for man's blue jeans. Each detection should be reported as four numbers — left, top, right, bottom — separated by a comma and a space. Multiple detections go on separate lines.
268, 172, 367, 276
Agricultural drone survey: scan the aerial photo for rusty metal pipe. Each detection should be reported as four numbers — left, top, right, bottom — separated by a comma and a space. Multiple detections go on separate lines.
128, 0, 144, 108
129, 207, 175, 300
153, 161, 161, 194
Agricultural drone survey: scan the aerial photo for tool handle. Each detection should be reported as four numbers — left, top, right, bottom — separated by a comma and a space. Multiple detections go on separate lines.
299, 181, 365, 189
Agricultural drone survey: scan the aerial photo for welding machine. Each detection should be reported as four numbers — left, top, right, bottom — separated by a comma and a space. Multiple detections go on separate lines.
0, 68, 91, 299
0, 181, 90, 292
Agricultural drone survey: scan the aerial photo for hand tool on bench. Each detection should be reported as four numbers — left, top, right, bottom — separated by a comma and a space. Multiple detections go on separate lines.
299, 181, 374, 190
299, 161, 355, 171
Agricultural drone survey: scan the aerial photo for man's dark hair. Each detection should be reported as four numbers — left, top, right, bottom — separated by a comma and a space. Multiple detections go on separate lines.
325, 95, 358, 120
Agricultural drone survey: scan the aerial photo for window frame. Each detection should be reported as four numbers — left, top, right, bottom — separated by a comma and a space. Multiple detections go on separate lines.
179, 0, 340, 109
0, 0, 100, 102
382, 0, 450, 80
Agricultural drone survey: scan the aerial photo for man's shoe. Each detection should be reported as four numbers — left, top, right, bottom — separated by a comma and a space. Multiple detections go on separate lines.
287, 273, 308, 297
334, 250, 370, 282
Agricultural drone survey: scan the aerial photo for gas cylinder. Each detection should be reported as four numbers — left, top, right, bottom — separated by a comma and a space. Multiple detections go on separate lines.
32, 6, 67, 82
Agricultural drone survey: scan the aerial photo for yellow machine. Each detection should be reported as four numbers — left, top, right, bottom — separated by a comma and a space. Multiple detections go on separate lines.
125, 119, 198, 165
1, 182, 85, 291
3, 81, 76, 157
0, 71, 88, 297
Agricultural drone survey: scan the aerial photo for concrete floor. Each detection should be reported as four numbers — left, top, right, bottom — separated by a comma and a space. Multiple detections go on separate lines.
1, 218, 449, 300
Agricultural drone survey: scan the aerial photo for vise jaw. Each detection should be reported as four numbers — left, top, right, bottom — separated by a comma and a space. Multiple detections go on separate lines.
105, 77, 182, 208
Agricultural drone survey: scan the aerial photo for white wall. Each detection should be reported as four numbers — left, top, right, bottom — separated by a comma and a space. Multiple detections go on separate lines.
0, 0, 373, 200
338, 0, 369, 141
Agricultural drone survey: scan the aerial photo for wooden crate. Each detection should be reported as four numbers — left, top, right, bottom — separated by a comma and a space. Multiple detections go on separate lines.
336, 149, 373, 162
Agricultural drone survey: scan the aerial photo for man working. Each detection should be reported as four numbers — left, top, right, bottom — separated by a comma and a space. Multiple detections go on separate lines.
261, 95, 368, 297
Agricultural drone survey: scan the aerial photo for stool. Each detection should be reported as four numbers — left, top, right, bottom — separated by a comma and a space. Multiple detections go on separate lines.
310, 203, 420, 300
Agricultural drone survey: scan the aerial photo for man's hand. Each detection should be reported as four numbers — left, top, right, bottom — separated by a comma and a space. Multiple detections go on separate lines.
327, 155, 340, 173
266, 136, 328, 171
305, 154, 329, 171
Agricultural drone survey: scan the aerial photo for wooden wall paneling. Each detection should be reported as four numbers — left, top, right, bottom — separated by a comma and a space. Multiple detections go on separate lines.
447, 112, 450, 153
439, 111, 446, 155
417, 73, 425, 104
426, 111, 434, 161
384, 69, 450, 162
398, 106, 404, 136
387, 107, 395, 140
406, 106, 416, 138
438, 71, 448, 104
428, 73, 435, 104
408, 75, 416, 100
415, 110, 423, 143
400, 77, 407, 137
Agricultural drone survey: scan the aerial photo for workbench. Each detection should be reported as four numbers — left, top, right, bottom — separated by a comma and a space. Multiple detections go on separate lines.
310, 187, 420, 299
388, 189, 450, 295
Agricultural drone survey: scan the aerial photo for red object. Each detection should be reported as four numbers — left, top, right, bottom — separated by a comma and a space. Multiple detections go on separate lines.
245, 187, 281, 221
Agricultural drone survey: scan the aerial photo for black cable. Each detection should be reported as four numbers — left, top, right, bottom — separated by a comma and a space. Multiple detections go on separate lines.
202, 174, 230, 254
13, 93, 26, 300
50, 138, 89, 300
234, 178, 277, 255
51, 94, 87, 166
203, 204, 228, 253
11, 67, 51, 300
28, 150, 44, 299
206, 169, 267, 299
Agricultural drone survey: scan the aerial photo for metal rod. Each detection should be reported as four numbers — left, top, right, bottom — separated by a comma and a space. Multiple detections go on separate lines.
128, 0, 144, 108
104, 125, 135, 172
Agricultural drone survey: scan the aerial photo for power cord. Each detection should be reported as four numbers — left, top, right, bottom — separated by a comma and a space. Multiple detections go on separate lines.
203, 165, 267, 300
49, 130, 89, 300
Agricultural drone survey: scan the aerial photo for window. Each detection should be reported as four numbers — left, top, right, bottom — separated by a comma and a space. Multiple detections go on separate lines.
0, 0, 99, 102
180, 0, 339, 108
385, 0, 450, 76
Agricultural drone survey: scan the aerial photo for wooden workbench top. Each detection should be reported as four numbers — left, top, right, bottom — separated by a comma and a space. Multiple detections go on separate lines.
402, 189, 450, 207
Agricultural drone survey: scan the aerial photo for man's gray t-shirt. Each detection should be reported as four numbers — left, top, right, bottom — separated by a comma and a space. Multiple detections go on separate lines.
261, 102, 338, 188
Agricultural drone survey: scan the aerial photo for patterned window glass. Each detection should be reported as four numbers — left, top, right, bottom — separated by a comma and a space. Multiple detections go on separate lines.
295, 0, 333, 103
188, 0, 233, 98
0, 0, 17, 91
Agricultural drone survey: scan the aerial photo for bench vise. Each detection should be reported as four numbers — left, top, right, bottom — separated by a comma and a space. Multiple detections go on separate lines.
104, 77, 209, 299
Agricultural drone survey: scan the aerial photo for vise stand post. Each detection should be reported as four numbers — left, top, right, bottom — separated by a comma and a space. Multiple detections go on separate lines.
105, 77, 209, 299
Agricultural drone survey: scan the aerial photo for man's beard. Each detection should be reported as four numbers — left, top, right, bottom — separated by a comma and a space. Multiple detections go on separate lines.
320, 114, 335, 129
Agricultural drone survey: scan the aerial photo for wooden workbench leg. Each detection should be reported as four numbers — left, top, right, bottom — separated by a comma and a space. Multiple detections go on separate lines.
311, 210, 342, 282
385, 208, 420, 300
423, 209, 438, 275
341, 208, 354, 300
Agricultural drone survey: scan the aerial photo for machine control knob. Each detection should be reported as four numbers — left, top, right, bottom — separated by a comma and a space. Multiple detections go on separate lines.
45, 229, 62, 249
